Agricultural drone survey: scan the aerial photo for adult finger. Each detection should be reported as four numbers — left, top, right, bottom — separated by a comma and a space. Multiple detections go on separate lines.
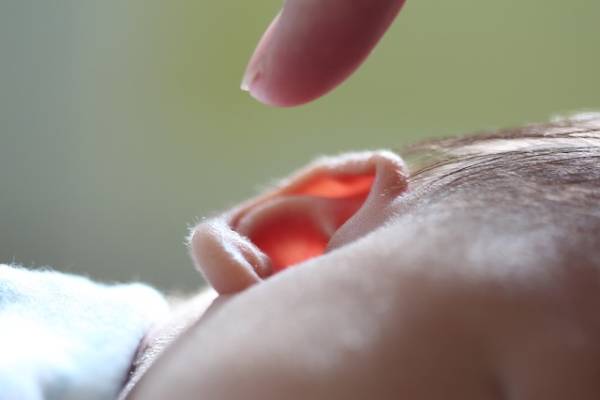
241, 0, 407, 107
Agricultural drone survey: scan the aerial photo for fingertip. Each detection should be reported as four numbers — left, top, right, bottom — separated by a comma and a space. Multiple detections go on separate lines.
240, 12, 285, 107
241, 0, 407, 107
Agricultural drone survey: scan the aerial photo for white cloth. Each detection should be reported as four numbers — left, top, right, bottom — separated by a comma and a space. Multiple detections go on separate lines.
0, 264, 168, 400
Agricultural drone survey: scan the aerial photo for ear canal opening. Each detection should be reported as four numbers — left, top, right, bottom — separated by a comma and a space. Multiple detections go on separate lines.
244, 172, 376, 274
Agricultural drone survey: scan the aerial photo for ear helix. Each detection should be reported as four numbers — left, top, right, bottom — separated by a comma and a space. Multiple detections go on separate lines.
189, 151, 408, 295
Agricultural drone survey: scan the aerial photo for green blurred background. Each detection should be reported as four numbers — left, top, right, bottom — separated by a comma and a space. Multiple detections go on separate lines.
1, 1, 598, 291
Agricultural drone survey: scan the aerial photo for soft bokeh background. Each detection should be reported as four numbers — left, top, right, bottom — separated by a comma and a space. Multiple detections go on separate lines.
1, 1, 598, 291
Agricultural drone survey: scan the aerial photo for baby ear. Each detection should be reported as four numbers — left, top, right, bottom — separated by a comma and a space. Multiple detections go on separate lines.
189, 151, 407, 295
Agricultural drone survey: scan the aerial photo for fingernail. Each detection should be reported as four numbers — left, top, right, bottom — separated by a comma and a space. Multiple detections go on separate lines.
240, 65, 257, 92
240, 59, 262, 93
240, 12, 282, 104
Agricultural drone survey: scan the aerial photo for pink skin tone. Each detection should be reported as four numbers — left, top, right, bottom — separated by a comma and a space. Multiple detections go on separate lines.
122, 150, 600, 399
120, 6, 411, 396
241, 0, 407, 107
118, 4, 600, 398
121, 151, 410, 399
190, 151, 407, 294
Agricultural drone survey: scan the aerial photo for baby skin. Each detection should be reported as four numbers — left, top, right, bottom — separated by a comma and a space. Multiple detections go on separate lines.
124, 114, 600, 400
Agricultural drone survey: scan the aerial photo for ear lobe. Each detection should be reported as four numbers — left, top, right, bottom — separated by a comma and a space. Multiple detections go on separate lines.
190, 151, 407, 295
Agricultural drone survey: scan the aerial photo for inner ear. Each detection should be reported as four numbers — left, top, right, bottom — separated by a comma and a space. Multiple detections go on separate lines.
233, 171, 376, 274
288, 173, 376, 199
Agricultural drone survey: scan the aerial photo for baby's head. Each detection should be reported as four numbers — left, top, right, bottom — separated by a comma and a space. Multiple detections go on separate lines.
126, 113, 600, 399
188, 112, 600, 295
